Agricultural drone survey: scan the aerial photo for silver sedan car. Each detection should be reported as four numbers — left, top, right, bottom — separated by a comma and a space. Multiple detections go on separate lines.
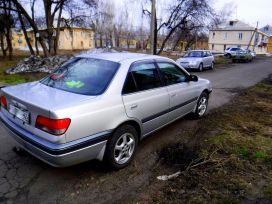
176, 50, 215, 71
0, 53, 212, 169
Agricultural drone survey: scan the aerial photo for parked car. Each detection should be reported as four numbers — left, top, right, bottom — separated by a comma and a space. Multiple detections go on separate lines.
246, 49, 256, 58
232, 50, 253, 63
224, 47, 243, 58
0, 53, 212, 169
176, 50, 215, 72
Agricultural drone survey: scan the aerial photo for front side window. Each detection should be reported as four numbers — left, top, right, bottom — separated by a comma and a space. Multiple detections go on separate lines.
123, 62, 162, 94
41, 57, 119, 95
157, 62, 187, 85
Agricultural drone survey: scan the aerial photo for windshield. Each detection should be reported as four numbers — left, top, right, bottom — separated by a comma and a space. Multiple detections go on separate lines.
40, 57, 120, 95
184, 51, 203, 58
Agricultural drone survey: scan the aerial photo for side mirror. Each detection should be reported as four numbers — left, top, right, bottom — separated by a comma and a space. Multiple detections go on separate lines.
188, 75, 198, 82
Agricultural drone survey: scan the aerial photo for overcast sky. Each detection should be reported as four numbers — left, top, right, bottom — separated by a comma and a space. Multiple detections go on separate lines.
114, 0, 272, 29
213, 0, 272, 27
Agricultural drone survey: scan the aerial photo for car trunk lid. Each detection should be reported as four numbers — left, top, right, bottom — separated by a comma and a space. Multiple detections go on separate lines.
1, 82, 95, 142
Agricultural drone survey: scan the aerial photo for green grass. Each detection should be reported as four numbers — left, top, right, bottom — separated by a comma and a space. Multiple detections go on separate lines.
214, 55, 232, 65
0, 56, 47, 85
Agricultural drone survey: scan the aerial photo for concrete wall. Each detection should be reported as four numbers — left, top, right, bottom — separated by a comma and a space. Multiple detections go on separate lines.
11, 31, 27, 49
26, 27, 95, 51
208, 30, 268, 54
268, 37, 272, 53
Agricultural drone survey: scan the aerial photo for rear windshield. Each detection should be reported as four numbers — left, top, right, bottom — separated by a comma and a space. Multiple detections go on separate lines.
40, 57, 120, 95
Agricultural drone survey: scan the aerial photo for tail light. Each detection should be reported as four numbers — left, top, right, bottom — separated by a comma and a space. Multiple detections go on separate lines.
35, 115, 71, 136
0, 96, 7, 110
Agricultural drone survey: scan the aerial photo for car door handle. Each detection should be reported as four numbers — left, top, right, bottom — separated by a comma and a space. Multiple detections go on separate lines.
130, 104, 138, 109
171, 93, 177, 97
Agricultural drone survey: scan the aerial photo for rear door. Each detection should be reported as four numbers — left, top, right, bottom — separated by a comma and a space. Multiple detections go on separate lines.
122, 61, 170, 136
156, 61, 199, 122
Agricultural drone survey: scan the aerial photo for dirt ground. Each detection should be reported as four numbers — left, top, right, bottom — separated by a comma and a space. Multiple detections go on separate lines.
120, 75, 272, 204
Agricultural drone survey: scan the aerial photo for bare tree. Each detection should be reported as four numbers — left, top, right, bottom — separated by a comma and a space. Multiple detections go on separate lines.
0, 0, 14, 58
0, 0, 96, 56
143, 0, 212, 55
93, 0, 115, 48
17, 12, 35, 55
210, 2, 235, 28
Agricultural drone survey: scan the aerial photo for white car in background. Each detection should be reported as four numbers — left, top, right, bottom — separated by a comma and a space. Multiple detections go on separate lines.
224, 47, 243, 58
176, 50, 215, 72
246, 49, 257, 58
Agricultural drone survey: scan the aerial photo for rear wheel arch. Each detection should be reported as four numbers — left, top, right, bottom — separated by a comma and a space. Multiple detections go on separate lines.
112, 120, 142, 140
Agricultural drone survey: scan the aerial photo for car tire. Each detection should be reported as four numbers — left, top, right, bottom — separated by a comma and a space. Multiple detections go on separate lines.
104, 125, 138, 169
226, 54, 231, 58
193, 92, 209, 119
232, 59, 236, 63
198, 63, 203, 72
210, 62, 215, 70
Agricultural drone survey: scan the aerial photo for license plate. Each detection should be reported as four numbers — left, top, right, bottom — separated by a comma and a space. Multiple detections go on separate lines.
9, 104, 30, 124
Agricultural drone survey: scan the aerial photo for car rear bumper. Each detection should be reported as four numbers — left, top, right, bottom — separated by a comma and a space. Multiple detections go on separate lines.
0, 112, 110, 167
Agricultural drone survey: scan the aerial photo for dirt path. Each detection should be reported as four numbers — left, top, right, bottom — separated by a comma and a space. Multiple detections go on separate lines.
0, 57, 271, 203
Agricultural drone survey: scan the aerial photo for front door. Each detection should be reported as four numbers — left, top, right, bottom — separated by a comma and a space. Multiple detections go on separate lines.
156, 61, 199, 122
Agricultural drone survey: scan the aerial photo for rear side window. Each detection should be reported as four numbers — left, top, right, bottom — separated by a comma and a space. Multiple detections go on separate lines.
122, 72, 137, 94
123, 62, 162, 94
157, 62, 187, 85
131, 63, 162, 91
40, 57, 119, 95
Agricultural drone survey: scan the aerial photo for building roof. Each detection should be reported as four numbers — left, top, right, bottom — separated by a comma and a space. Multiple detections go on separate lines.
260, 25, 272, 36
26, 26, 94, 32
211, 20, 255, 31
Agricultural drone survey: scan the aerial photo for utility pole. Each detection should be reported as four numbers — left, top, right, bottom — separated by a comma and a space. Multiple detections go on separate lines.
247, 21, 258, 51
150, 0, 156, 54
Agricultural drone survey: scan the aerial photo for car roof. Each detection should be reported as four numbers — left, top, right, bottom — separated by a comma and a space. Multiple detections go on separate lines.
77, 52, 168, 63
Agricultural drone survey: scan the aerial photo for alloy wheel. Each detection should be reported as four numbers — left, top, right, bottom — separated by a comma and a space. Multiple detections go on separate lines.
114, 133, 135, 165
197, 96, 207, 116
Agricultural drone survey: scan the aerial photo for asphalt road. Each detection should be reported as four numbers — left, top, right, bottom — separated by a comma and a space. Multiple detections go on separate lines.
0, 57, 271, 203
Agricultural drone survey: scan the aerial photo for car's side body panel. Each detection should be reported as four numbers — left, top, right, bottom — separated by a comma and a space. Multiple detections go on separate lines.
122, 86, 170, 136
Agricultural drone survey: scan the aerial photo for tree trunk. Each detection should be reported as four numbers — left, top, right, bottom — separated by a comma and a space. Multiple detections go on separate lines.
156, 19, 186, 55
0, 34, 7, 57
30, 0, 39, 55
54, 0, 64, 54
12, 0, 50, 56
99, 33, 102, 47
5, 26, 13, 59
18, 13, 35, 55
172, 34, 183, 51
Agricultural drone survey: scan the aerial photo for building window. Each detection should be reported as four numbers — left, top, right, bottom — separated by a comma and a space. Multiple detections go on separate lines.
212, 44, 214, 50
212, 32, 215, 39
224, 32, 228, 40
238, 33, 243, 40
